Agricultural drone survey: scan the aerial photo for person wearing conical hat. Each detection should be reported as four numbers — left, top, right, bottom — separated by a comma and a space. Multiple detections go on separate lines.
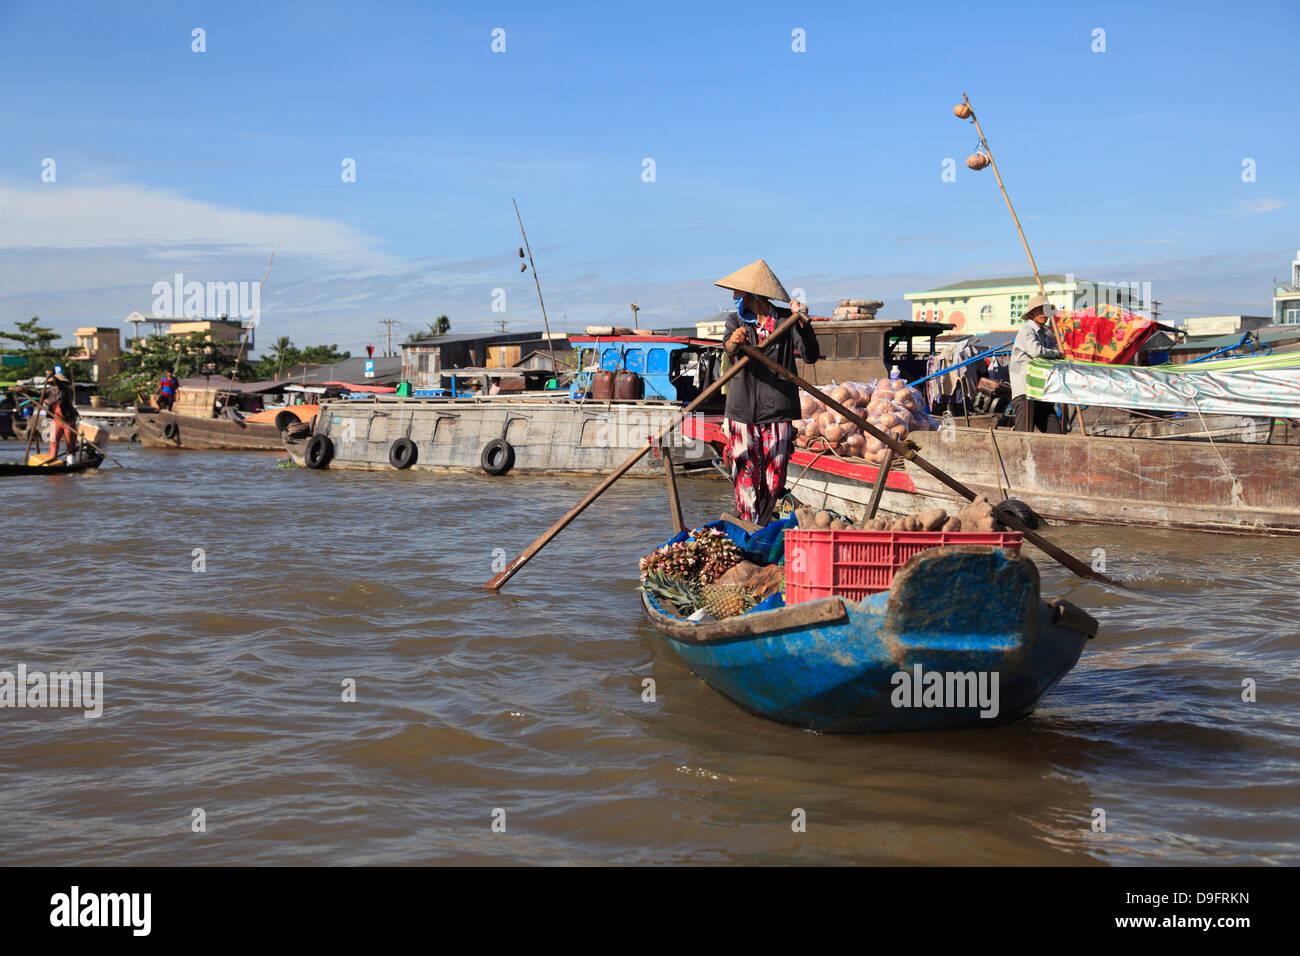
715, 259, 820, 524
40, 370, 80, 464
1009, 294, 1063, 433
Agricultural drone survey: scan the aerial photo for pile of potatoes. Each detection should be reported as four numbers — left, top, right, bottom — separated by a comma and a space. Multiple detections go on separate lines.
857, 496, 1005, 533
794, 380, 935, 464
796, 496, 1008, 534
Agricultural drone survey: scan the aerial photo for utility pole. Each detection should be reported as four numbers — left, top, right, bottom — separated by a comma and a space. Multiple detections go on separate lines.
378, 318, 399, 357
1151, 300, 1161, 325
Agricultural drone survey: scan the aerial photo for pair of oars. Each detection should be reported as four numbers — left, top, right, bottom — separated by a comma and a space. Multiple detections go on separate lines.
483, 312, 807, 590
483, 313, 1124, 590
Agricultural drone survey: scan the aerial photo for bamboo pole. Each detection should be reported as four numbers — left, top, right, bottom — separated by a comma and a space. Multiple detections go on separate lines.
513, 199, 561, 376
737, 340, 1124, 588
662, 449, 686, 533
863, 449, 895, 522
483, 313, 806, 591
217, 251, 275, 407
962, 93, 1088, 437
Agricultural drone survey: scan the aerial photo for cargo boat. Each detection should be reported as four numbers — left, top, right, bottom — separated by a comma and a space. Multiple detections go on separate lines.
776, 427, 1300, 535
678, 318, 1300, 536
281, 334, 726, 475
138, 384, 316, 452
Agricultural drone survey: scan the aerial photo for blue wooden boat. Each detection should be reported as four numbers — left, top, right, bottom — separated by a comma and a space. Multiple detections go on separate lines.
640, 545, 1097, 733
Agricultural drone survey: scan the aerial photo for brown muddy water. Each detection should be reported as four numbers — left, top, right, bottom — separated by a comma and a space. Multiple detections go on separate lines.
1, 444, 1297, 865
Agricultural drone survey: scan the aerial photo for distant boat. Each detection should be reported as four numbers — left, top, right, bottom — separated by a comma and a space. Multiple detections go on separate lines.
641, 545, 1096, 733
0, 446, 105, 477
137, 384, 317, 452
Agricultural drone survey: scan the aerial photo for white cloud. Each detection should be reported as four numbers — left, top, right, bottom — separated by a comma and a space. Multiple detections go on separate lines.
1223, 197, 1285, 218
0, 182, 393, 266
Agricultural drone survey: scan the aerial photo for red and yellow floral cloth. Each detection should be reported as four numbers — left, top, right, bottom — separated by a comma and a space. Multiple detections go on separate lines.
1054, 305, 1156, 365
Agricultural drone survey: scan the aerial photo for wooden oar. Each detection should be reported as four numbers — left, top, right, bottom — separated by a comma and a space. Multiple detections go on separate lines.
662, 449, 686, 534
21, 387, 49, 463
47, 408, 127, 469
735, 340, 1125, 588
483, 312, 807, 591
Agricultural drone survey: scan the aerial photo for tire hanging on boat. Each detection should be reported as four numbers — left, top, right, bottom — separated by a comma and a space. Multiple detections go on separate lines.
275, 410, 299, 432
480, 438, 515, 476
388, 437, 418, 469
997, 497, 1042, 529
305, 434, 334, 469
162, 421, 179, 441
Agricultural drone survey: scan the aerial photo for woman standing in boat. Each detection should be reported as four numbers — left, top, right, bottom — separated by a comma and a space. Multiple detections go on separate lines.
717, 259, 820, 525
41, 371, 79, 463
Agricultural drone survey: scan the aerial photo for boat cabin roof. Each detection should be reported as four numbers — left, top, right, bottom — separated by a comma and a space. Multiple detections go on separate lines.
811, 318, 954, 336
443, 367, 551, 378
568, 335, 721, 347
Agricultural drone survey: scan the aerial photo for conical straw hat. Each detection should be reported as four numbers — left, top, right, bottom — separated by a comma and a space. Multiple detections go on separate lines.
714, 259, 790, 302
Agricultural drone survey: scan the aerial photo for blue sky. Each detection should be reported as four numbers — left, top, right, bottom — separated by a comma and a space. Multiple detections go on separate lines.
0, 0, 1296, 356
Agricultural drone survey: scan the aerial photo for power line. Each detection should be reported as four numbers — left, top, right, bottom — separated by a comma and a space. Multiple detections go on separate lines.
377, 318, 400, 357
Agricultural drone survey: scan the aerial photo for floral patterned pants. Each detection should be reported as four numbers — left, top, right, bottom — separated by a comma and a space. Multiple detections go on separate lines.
725, 419, 792, 524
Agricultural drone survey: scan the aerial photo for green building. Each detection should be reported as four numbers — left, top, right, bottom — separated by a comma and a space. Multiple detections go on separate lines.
903, 274, 1149, 335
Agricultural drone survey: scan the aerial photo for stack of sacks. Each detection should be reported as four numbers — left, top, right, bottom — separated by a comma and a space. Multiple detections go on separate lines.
832, 299, 883, 320
793, 380, 937, 462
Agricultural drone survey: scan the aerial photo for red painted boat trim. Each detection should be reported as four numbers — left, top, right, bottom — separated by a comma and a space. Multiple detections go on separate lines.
789, 450, 916, 491
681, 415, 916, 492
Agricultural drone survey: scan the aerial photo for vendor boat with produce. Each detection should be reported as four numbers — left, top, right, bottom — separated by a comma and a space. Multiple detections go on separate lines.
483, 260, 1108, 734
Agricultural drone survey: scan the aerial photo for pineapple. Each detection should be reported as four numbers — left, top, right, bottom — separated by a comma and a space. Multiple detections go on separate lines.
698, 584, 757, 619
639, 571, 701, 615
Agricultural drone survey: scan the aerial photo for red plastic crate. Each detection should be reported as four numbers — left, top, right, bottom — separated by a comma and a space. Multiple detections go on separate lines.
783, 528, 1022, 604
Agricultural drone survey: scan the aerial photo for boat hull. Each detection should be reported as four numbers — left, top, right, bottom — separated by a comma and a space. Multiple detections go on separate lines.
0, 448, 105, 476
137, 410, 284, 451
284, 397, 718, 476
786, 426, 1300, 535
644, 547, 1093, 733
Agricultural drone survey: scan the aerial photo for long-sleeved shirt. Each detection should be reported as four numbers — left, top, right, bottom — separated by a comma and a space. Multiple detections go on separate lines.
1009, 321, 1061, 398
722, 308, 820, 425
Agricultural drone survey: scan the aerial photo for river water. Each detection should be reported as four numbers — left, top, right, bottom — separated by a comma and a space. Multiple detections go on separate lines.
1, 444, 1296, 865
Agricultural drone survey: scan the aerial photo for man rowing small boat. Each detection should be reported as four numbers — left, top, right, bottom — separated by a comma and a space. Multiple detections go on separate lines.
716, 259, 820, 524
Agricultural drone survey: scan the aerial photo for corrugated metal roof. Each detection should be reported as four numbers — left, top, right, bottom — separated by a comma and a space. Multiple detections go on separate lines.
404, 330, 549, 347
913, 275, 1071, 293
1169, 325, 1300, 351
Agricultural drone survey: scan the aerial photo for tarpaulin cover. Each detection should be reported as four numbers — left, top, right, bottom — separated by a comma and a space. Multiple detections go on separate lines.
1056, 306, 1156, 365
1026, 351, 1300, 417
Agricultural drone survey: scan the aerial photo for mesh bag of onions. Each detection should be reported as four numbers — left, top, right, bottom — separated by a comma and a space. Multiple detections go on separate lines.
793, 380, 937, 463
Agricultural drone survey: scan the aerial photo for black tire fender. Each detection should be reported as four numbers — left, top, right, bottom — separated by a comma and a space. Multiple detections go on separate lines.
305, 433, 334, 469
389, 437, 418, 469
480, 438, 515, 476
162, 421, 180, 441
275, 410, 299, 432
997, 497, 1042, 530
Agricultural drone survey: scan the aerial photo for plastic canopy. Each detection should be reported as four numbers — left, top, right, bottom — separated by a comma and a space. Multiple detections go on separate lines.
1026, 352, 1300, 418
